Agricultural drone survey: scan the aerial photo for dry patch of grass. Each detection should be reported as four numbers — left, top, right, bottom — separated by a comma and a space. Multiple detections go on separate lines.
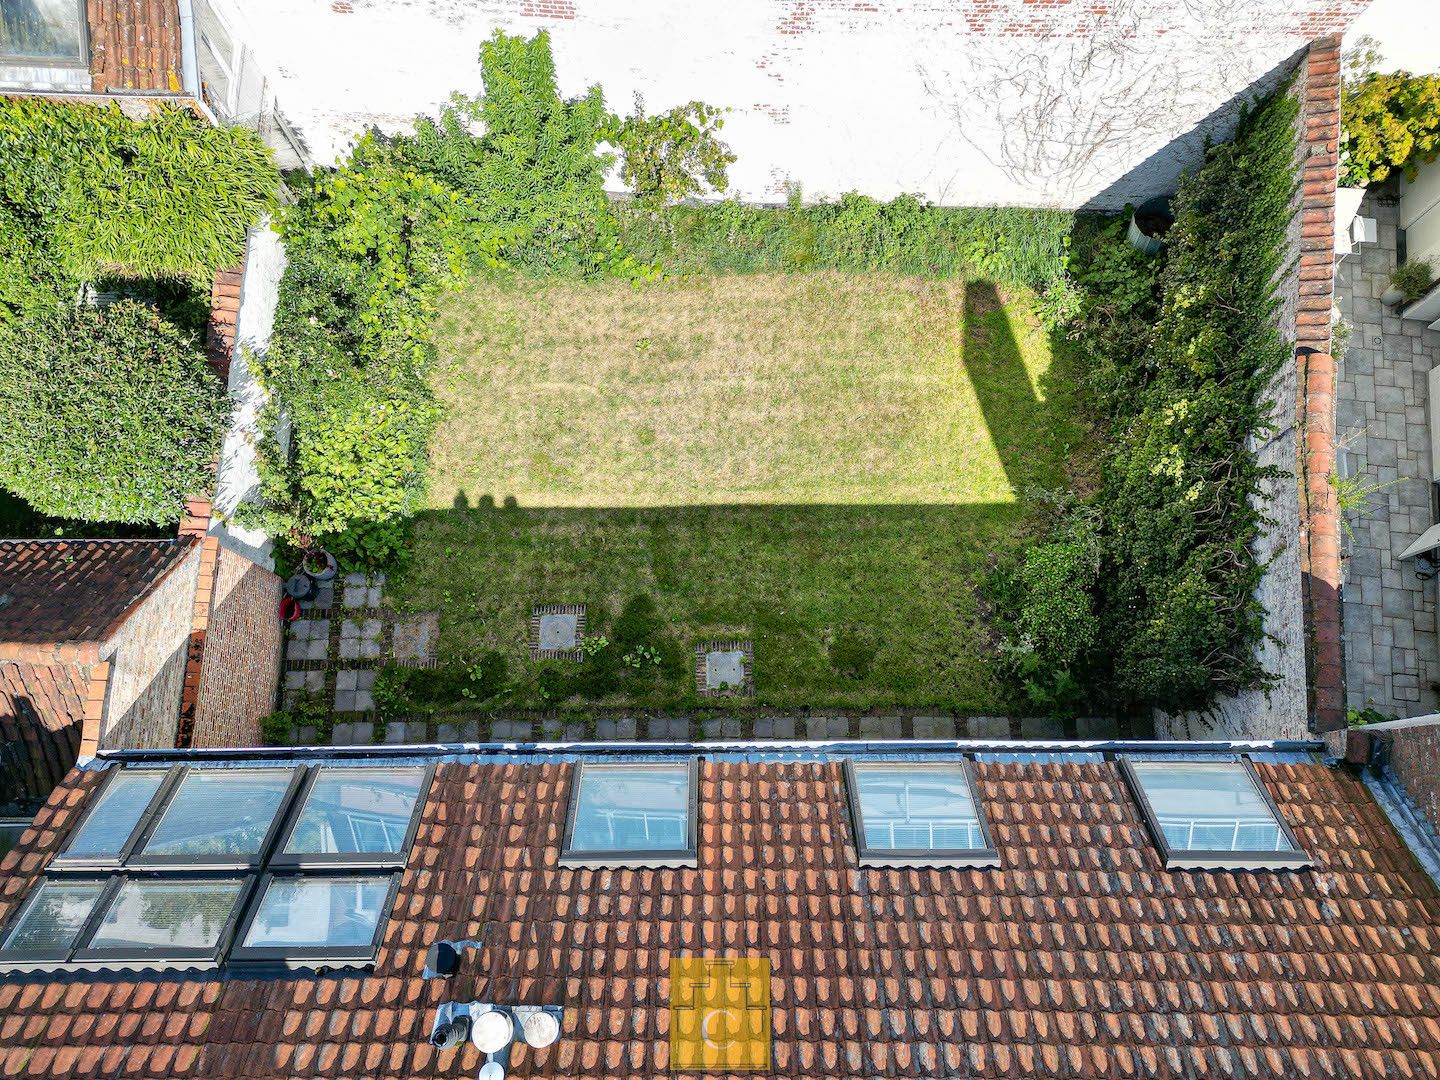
393, 272, 1087, 712
429, 272, 1065, 508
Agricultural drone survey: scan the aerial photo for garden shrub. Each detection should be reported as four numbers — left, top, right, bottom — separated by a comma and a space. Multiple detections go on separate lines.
617, 190, 1077, 314
606, 100, 735, 209
0, 301, 228, 524
1341, 70, 1440, 186
1059, 86, 1300, 713
1391, 258, 1435, 301
0, 98, 277, 281
255, 30, 647, 564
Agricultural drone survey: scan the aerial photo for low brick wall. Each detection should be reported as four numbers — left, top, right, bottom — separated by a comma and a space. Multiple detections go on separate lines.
191, 544, 283, 748
1379, 720, 1440, 836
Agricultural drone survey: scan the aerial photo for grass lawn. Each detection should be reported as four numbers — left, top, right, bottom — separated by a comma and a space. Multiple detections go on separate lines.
389, 272, 1088, 713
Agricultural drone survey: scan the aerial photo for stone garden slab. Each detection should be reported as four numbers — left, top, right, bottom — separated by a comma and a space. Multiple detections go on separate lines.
696, 640, 754, 696
530, 604, 585, 660
392, 614, 439, 663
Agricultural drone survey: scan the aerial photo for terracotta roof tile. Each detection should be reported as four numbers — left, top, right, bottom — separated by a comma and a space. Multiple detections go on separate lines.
0, 661, 89, 814
0, 539, 195, 650
0, 757, 1439, 1077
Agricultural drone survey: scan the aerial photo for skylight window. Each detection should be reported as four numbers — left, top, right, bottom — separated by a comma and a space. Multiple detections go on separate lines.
560, 761, 697, 867
135, 768, 296, 864
278, 767, 428, 863
0, 763, 432, 970
0, 880, 105, 958
844, 761, 999, 867
234, 876, 394, 961
54, 768, 167, 864
1121, 758, 1309, 870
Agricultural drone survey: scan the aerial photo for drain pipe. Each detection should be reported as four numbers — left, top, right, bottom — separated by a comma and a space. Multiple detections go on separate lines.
175, 0, 218, 123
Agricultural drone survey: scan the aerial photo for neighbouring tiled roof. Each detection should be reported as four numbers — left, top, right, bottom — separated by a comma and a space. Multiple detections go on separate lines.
2, 750, 1440, 1078
0, 662, 88, 815
0, 539, 195, 651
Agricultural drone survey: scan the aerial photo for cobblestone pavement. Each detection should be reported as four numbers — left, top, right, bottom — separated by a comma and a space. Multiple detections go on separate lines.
282, 572, 438, 714
1336, 193, 1440, 716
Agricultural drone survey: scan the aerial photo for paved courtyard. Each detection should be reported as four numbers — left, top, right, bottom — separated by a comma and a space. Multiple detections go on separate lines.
1335, 192, 1440, 716
281, 572, 438, 714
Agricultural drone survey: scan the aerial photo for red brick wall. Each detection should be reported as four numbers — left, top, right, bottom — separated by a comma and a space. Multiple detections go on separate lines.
191, 545, 282, 747
1382, 722, 1440, 836
85, 0, 182, 94
1294, 36, 1344, 734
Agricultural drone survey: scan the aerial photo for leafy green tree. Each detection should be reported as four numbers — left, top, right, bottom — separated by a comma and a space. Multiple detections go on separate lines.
1341, 71, 1440, 186
0, 301, 228, 524
607, 100, 735, 209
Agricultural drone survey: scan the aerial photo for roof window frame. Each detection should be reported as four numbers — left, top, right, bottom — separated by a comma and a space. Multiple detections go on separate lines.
0, 0, 91, 70
842, 758, 1001, 868
0, 761, 433, 971
1118, 755, 1311, 871
559, 759, 699, 869
227, 870, 403, 967
268, 763, 436, 871
49, 765, 180, 870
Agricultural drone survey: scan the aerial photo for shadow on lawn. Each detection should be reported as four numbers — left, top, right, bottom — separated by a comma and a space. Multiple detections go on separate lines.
390, 278, 1085, 712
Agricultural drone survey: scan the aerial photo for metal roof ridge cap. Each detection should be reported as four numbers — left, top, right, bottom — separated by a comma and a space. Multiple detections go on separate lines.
96, 737, 1326, 764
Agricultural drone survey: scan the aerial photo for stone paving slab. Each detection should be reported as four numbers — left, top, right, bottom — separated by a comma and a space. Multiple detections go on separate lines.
1336, 193, 1440, 715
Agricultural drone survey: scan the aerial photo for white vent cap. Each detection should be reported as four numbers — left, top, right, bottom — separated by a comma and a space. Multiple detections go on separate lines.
522, 1010, 560, 1048
471, 1011, 514, 1054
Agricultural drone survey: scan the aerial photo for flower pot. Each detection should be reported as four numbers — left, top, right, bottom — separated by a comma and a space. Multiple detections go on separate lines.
302, 548, 338, 582
1381, 285, 1406, 307
284, 574, 317, 602
1126, 195, 1173, 256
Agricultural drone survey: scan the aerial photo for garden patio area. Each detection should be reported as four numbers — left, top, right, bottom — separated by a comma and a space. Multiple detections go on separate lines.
384, 271, 1090, 714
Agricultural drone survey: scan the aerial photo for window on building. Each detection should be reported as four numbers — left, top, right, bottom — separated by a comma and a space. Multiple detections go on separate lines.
844, 760, 1000, 867
0, 0, 88, 66
0, 763, 433, 969
560, 761, 697, 867
1121, 758, 1309, 870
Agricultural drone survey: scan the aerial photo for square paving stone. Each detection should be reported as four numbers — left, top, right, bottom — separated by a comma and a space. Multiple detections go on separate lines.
286, 636, 328, 662
706, 651, 745, 690
531, 604, 586, 659
539, 612, 579, 651
392, 614, 439, 662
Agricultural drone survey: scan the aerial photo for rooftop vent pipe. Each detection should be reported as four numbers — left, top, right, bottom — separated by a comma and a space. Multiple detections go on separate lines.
428, 1001, 564, 1080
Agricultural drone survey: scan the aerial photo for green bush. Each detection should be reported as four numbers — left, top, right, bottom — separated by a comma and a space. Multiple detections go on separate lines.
1341, 71, 1440, 186
0, 98, 277, 281
0, 301, 228, 524
617, 192, 1077, 317
606, 100, 735, 209
1392, 258, 1435, 300
1062, 87, 1300, 712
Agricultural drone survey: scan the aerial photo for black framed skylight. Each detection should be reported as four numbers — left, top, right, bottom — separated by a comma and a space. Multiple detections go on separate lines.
0, 763, 433, 971
843, 760, 1000, 867
1120, 757, 1310, 870
559, 760, 698, 868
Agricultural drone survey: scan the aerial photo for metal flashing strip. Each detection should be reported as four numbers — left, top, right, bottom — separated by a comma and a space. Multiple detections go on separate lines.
1364, 770, 1440, 893
99, 739, 1326, 768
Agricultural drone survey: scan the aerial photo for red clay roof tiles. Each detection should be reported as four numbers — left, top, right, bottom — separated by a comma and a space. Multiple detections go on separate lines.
0, 539, 195, 651
0, 755, 1438, 1077
0, 661, 89, 814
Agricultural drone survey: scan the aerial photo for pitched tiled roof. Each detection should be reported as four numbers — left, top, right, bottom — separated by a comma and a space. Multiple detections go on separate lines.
0, 662, 88, 815
2, 752, 1440, 1078
0, 539, 195, 651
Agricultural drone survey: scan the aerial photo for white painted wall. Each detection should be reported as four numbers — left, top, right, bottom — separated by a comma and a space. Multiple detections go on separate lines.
228, 0, 1367, 209
211, 218, 287, 570
1344, 0, 1440, 75
1401, 162, 1440, 268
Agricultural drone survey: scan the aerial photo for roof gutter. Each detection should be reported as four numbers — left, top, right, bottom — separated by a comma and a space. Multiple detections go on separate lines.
97, 737, 1326, 765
